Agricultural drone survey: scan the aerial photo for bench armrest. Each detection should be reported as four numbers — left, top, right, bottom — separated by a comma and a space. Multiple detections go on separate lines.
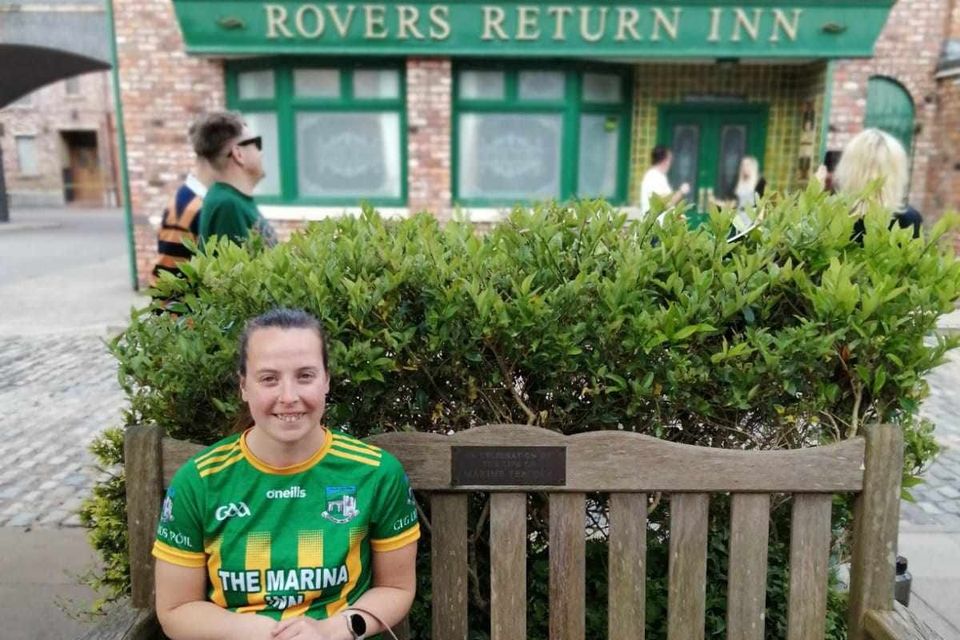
75, 603, 161, 640
864, 603, 945, 640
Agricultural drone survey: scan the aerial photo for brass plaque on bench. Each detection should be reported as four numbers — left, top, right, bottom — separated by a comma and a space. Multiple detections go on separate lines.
451, 446, 566, 486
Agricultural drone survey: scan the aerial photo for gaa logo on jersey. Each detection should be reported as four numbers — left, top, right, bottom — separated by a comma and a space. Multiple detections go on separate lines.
215, 502, 252, 521
321, 486, 360, 524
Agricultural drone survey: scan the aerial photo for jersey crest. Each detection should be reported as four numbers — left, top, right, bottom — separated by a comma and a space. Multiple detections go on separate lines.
160, 489, 175, 523
321, 485, 360, 524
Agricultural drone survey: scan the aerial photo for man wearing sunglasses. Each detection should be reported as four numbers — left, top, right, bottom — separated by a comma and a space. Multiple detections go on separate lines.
194, 111, 277, 249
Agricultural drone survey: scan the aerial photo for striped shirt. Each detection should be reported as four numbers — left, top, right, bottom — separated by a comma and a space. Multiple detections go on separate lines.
153, 175, 207, 278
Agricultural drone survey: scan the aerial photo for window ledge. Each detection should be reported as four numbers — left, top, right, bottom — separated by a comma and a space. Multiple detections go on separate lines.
260, 205, 409, 221
454, 205, 642, 223
451, 207, 512, 223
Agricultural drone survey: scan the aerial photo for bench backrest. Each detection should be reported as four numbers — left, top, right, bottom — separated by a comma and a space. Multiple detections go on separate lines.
125, 423, 903, 640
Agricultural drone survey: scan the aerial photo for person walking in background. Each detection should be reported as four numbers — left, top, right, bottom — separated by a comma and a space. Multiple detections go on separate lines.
194, 112, 277, 249
639, 145, 691, 222
731, 155, 766, 233
152, 120, 214, 281
817, 149, 842, 195
833, 128, 922, 242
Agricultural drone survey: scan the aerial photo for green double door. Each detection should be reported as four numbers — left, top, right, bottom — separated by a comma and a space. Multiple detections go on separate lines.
658, 104, 767, 224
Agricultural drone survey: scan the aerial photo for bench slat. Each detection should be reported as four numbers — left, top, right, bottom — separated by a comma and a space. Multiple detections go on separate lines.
668, 493, 709, 640
126, 425, 164, 610
161, 437, 202, 486
431, 493, 469, 640
848, 424, 904, 639
608, 493, 646, 639
367, 426, 865, 493
787, 494, 833, 640
727, 494, 771, 640
550, 493, 586, 640
491, 493, 527, 640
863, 602, 945, 640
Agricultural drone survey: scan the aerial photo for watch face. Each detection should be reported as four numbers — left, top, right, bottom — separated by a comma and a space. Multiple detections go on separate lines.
349, 613, 367, 636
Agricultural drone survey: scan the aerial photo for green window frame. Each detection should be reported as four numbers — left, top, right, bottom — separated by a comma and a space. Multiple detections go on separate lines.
226, 59, 408, 207
452, 62, 633, 207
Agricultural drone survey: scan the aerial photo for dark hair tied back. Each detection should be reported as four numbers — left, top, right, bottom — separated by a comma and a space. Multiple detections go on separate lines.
238, 308, 328, 375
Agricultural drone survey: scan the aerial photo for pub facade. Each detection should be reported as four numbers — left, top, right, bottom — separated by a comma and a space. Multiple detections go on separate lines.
115, 0, 958, 286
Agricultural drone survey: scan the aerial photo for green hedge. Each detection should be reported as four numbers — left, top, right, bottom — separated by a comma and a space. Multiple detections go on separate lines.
82, 191, 959, 637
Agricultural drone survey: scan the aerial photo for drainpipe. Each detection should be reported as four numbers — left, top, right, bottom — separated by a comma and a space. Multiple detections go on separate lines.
104, 0, 139, 290
819, 61, 835, 160
0, 141, 8, 223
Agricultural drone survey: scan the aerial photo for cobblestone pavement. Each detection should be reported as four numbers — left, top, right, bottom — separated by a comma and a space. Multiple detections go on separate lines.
0, 332, 124, 527
901, 349, 960, 531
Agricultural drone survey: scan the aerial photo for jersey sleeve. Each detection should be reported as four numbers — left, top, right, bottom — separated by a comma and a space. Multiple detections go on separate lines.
369, 453, 420, 553
152, 461, 207, 568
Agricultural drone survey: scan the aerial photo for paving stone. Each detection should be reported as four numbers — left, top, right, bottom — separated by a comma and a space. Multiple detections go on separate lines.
938, 486, 960, 499
62, 513, 83, 527
37, 510, 67, 526
939, 500, 960, 515
920, 502, 944, 515
6, 513, 37, 527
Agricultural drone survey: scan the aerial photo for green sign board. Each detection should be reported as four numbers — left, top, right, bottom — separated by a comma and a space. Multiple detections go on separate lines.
171, 0, 895, 58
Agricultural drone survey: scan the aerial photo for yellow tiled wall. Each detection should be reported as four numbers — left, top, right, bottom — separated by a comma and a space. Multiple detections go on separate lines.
629, 62, 828, 202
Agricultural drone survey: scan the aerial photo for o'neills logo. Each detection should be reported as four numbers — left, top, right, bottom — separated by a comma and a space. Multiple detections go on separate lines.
266, 486, 307, 499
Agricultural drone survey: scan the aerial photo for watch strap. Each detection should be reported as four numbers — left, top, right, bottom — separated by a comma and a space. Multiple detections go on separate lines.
344, 607, 399, 640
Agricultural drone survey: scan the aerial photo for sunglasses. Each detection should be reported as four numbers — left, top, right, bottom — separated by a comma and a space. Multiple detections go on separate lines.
236, 136, 262, 151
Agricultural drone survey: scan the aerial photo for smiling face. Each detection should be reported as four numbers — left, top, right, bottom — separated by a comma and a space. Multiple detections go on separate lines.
240, 326, 330, 450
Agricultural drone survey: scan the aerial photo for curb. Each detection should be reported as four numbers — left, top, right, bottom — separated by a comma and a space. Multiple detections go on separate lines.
0, 222, 61, 234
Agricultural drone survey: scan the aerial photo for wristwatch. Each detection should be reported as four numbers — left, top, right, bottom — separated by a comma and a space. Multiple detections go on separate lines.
343, 611, 367, 639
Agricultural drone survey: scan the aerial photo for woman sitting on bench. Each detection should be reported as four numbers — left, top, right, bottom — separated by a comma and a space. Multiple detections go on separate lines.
152, 308, 419, 640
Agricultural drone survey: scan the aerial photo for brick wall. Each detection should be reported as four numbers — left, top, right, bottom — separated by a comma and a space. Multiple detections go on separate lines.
829, 0, 953, 214
406, 58, 452, 219
926, 0, 960, 246
0, 72, 115, 206
112, 0, 225, 286
926, 76, 960, 222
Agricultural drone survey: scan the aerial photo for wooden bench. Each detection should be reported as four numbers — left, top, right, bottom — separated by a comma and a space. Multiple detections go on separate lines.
81, 422, 942, 640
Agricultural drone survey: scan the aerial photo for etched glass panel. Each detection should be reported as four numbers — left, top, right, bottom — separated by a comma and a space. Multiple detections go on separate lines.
459, 71, 505, 100
717, 125, 747, 199
242, 112, 280, 196
237, 70, 275, 100
353, 70, 400, 99
583, 73, 622, 103
669, 124, 699, 206
296, 112, 402, 198
518, 71, 565, 101
458, 113, 562, 199
578, 114, 619, 198
294, 69, 340, 98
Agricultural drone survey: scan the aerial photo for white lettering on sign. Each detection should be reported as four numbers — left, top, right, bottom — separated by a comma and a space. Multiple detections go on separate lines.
259, 3, 806, 45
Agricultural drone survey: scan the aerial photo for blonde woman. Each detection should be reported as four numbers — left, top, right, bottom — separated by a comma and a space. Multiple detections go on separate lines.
833, 128, 921, 241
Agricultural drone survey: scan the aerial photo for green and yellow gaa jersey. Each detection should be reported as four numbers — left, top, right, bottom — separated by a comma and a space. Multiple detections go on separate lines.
152, 428, 420, 620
